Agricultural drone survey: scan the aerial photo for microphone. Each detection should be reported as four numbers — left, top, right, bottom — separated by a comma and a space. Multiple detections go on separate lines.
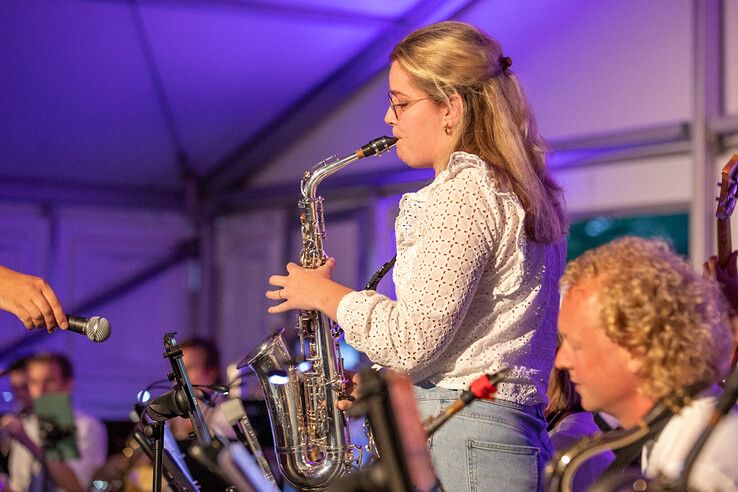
66, 316, 111, 342
422, 368, 510, 436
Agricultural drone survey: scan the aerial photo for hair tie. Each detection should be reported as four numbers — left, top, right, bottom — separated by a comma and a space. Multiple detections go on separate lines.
499, 55, 512, 72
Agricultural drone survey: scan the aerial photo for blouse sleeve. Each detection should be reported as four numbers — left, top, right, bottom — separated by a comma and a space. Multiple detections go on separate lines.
337, 168, 504, 374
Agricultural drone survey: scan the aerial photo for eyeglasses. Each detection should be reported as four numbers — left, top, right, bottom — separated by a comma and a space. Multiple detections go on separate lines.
388, 91, 429, 119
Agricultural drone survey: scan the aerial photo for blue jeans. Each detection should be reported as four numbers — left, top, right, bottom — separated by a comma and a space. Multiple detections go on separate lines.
414, 385, 552, 492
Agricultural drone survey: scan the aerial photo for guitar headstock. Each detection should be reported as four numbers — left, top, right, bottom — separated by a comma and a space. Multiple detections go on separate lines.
717, 154, 738, 221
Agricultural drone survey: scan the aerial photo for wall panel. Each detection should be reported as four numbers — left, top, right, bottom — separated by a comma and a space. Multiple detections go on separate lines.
459, 0, 693, 140
215, 210, 286, 380
556, 154, 692, 217
725, 0, 738, 115
0, 205, 53, 352
54, 208, 192, 418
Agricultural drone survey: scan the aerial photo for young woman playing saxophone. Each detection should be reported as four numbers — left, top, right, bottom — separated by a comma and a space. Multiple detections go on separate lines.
267, 21, 567, 492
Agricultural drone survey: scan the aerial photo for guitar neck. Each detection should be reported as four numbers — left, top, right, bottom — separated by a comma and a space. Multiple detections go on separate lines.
717, 155, 738, 268
718, 218, 732, 268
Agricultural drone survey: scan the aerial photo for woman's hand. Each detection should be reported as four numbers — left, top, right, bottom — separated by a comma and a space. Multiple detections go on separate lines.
337, 370, 361, 411
266, 258, 354, 320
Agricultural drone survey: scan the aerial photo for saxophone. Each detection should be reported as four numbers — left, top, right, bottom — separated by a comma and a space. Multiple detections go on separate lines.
239, 136, 397, 491
544, 384, 702, 492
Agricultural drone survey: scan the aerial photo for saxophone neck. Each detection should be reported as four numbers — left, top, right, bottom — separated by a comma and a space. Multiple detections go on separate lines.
300, 135, 397, 200
301, 153, 357, 200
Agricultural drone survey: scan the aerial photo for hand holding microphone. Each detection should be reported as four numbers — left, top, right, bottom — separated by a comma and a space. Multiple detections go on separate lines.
0, 265, 111, 342
0, 265, 67, 332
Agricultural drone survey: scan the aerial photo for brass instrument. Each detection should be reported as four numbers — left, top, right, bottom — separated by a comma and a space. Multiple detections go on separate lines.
239, 136, 397, 490
220, 397, 277, 486
544, 387, 700, 492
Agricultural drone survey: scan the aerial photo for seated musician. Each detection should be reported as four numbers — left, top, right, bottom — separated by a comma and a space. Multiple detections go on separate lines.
545, 353, 613, 491
169, 337, 236, 490
0, 353, 107, 492
554, 236, 738, 490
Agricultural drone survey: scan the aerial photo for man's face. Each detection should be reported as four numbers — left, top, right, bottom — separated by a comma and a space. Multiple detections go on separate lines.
555, 281, 642, 423
27, 361, 71, 400
182, 347, 217, 386
9, 369, 31, 412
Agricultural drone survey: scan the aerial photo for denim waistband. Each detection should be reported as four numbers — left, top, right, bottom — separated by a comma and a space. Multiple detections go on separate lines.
413, 383, 545, 416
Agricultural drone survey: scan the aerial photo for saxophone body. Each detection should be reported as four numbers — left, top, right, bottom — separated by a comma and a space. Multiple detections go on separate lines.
240, 136, 397, 490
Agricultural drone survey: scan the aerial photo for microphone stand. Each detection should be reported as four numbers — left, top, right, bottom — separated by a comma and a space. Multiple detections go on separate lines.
131, 423, 199, 492
333, 368, 415, 492
163, 332, 212, 446
141, 332, 214, 492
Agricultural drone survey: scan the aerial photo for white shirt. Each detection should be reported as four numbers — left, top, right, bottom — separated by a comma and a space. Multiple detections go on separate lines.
643, 389, 738, 491
337, 151, 565, 405
9, 410, 107, 492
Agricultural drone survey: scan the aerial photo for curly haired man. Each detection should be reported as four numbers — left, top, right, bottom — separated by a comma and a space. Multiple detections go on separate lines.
555, 236, 738, 490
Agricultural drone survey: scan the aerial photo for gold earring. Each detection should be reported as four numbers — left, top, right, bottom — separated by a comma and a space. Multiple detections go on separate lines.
444, 125, 452, 135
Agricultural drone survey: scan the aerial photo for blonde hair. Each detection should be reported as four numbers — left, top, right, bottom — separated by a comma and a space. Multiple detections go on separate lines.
561, 236, 734, 400
391, 21, 567, 244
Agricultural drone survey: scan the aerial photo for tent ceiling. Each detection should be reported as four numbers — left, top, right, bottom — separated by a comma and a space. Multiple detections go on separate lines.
0, 0, 472, 209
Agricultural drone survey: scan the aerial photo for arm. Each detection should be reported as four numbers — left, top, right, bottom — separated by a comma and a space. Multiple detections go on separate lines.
337, 170, 498, 373
0, 414, 83, 492
0, 265, 68, 331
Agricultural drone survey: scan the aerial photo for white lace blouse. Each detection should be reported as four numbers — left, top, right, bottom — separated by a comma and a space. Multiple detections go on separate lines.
336, 151, 565, 405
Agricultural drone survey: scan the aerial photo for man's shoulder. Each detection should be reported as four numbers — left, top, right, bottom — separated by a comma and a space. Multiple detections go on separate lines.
666, 394, 738, 436
647, 394, 738, 488
658, 393, 738, 445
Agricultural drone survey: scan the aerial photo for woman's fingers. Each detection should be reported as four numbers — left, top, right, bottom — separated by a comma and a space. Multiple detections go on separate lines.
337, 399, 353, 411
265, 289, 285, 301
267, 302, 291, 314
320, 258, 336, 276
336, 370, 361, 411
268, 274, 287, 287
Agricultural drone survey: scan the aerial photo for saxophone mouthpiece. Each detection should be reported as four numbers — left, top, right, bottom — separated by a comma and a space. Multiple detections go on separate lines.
356, 135, 398, 158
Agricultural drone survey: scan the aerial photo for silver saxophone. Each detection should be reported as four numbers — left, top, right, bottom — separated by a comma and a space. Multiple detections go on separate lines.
239, 136, 397, 490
